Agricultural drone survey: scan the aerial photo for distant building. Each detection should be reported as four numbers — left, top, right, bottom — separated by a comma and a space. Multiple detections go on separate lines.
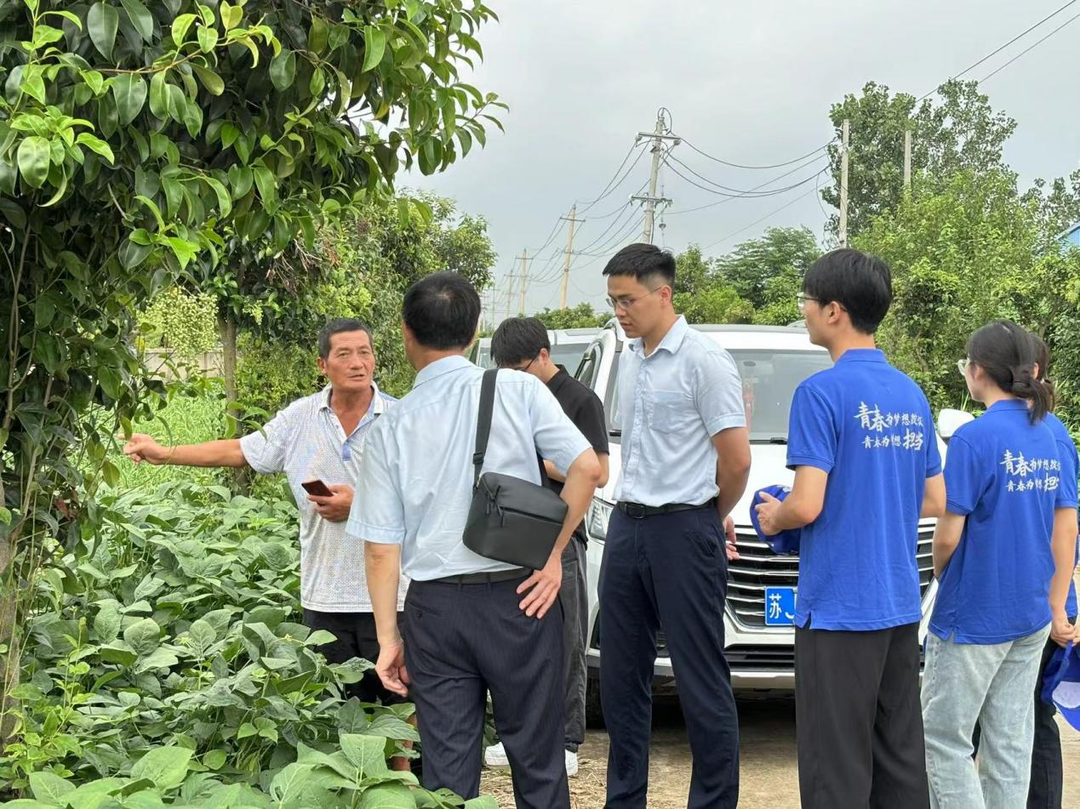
1059, 221, 1080, 248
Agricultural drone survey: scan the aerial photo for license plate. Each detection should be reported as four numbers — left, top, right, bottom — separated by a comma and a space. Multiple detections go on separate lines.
764, 587, 797, 626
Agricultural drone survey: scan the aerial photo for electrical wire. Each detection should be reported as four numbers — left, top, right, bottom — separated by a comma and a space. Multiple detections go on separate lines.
680, 137, 832, 171
664, 153, 829, 216
979, 9, 1080, 83
700, 171, 830, 251
575, 141, 648, 215
919, 0, 1079, 99
664, 152, 827, 198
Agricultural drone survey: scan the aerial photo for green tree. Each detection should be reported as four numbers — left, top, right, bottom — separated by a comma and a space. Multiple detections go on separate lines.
533, 302, 608, 330
0, 0, 501, 743
714, 226, 820, 309
854, 169, 1080, 415
823, 80, 1016, 238
673, 286, 754, 325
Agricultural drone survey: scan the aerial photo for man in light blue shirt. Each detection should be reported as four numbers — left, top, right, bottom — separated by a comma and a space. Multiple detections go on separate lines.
599, 243, 751, 809
348, 272, 601, 808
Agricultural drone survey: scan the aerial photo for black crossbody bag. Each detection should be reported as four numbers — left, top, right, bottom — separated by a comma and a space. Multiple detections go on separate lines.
462, 369, 569, 570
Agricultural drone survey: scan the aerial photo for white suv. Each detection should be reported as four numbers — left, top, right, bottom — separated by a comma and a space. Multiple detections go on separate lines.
574, 321, 948, 715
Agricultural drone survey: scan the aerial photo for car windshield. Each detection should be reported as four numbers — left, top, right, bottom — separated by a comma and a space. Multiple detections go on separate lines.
473, 343, 588, 371
608, 349, 833, 442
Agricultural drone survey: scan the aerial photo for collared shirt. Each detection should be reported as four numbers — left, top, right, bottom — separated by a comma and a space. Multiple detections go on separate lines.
1044, 412, 1079, 617
347, 356, 593, 581
787, 348, 942, 631
932, 401, 1078, 644
614, 316, 745, 507
545, 367, 610, 543
239, 383, 407, 613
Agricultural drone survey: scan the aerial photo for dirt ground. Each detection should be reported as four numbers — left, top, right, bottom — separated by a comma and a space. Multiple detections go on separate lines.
481, 695, 1080, 808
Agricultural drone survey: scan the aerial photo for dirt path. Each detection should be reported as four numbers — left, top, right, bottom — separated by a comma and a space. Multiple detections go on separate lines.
481, 696, 1080, 808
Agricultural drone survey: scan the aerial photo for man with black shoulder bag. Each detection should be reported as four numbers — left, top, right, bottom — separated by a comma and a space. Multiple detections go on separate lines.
348, 272, 602, 809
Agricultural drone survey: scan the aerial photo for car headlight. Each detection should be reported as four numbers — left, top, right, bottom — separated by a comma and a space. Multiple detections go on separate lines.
587, 498, 613, 542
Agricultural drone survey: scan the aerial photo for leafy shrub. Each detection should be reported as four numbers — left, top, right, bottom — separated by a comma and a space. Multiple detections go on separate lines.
0, 483, 490, 807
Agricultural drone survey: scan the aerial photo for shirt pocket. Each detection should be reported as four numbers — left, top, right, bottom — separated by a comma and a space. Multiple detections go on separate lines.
646, 390, 696, 435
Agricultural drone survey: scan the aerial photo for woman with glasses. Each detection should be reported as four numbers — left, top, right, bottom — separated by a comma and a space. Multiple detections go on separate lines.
922, 321, 1078, 809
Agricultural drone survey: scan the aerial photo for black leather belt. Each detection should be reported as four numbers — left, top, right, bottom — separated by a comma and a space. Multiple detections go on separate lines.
618, 499, 716, 519
431, 567, 530, 585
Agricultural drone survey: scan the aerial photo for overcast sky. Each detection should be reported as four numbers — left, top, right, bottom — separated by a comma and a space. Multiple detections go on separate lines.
408, 0, 1080, 320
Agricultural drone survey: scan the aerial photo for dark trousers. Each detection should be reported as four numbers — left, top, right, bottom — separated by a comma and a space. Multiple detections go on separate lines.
302, 609, 406, 705
599, 506, 739, 809
561, 535, 588, 752
404, 576, 569, 809
795, 621, 928, 809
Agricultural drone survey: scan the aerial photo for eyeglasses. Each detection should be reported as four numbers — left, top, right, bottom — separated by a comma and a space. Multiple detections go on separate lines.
957, 358, 971, 377
514, 354, 539, 373
607, 287, 663, 312
796, 293, 818, 313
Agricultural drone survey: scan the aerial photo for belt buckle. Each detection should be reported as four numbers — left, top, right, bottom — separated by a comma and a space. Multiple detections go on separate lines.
624, 502, 646, 519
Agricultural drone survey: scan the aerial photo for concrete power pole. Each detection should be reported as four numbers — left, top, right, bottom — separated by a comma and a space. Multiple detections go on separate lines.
838, 119, 850, 247
559, 205, 579, 309
504, 273, 516, 323
632, 108, 678, 245
903, 128, 912, 195
518, 250, 531, 315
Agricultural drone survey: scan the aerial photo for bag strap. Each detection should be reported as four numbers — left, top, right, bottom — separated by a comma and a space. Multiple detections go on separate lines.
473, 368, 499, 488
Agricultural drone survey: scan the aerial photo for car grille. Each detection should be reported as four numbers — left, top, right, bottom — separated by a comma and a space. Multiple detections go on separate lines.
725, 645, 796, 670
726, 530, 935, 629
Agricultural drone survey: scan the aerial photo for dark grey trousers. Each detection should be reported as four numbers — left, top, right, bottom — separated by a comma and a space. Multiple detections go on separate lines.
405, 575, 570, 809
561, 536, 588, 752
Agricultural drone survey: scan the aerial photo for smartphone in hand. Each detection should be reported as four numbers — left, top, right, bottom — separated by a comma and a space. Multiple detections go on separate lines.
301, 479, 334, 498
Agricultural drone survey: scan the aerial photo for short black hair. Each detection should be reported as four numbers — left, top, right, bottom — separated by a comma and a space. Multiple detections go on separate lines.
802, 248, 892, 334
491, 317, 551, 367
402, 271, 480, 350
601, 242, 676, 287
318, 318, 373, 359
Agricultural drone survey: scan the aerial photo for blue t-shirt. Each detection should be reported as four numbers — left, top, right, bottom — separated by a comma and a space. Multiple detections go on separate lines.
1044, 412, 1079, 618
931, 400, 1078, 644
786, 349, 942, 631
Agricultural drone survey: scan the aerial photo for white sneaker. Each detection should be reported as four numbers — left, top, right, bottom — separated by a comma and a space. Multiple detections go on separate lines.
484, 742, 509, 768
565, 749, 579, 778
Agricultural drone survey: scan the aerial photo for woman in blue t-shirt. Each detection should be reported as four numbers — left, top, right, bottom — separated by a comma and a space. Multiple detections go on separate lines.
922, 321, 1079, 809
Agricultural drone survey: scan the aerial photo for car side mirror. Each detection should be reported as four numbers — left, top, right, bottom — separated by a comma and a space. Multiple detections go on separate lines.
937, 408, 974, 441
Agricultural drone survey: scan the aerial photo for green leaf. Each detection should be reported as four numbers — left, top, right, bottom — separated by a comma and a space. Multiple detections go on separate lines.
220, 123, 240, 149
463, 799, 500, 809
17, 136, 50, 189
119, 0, 153, 43
80, 69, 105, 96
166, 236, 198, 270
236, 722, 257, 739
269, 763, 314, 805
358, 788, 414, 809
75, 133, 114, 164
94, 602, 123, 642
269, 50, 295, 92
192, 65, 224, 96
197, 24, 218, 53
339, 734, 387, 778
149, 71, 168, 118
98, 643, 138, 666
171, 13, 196, 45
253, 166, 276, 207
204, 176, 232, 217
129, 747, 192, 790
20, 68, 46, 104
203, 749, 226, 771
362, 26, 387, 72
123, 617, 160, 655
0, 198, 26, 229
308, 16, 327, 53
29, 772, 75, 804
135, 648, 179, 672
183, 100, 204, 138
88, 2, 118, 60
111, 74, 147, 126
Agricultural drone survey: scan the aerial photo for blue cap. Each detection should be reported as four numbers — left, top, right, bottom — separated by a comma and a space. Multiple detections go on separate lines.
750, 485, 801, 555
1042, 641, 1080, 731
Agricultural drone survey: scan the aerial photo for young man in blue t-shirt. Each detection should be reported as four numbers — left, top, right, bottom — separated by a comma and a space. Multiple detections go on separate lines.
755, 249, 945, 809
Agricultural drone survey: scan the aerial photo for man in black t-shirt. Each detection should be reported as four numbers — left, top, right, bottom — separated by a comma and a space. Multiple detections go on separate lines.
487, 318, 610, 777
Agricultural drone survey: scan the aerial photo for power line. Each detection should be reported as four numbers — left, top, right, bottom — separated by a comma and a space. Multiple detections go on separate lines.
576, 141, 648, 215
918, 0, 1079, 99
664, 153, 829, 216
979, 9, 1080, 84
700, 169, 830, 252
680, 137, 832, 171
664, 152, 827, 198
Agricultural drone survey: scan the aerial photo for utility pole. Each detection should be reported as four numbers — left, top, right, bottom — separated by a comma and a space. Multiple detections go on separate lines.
518, 250, 532, 315
903, 128, 912, 195
838, 119, 850, 247
487, 286, 496, 331
559, 205, 579, 309
504, 273, 516, 323
631, 108, 678, 244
